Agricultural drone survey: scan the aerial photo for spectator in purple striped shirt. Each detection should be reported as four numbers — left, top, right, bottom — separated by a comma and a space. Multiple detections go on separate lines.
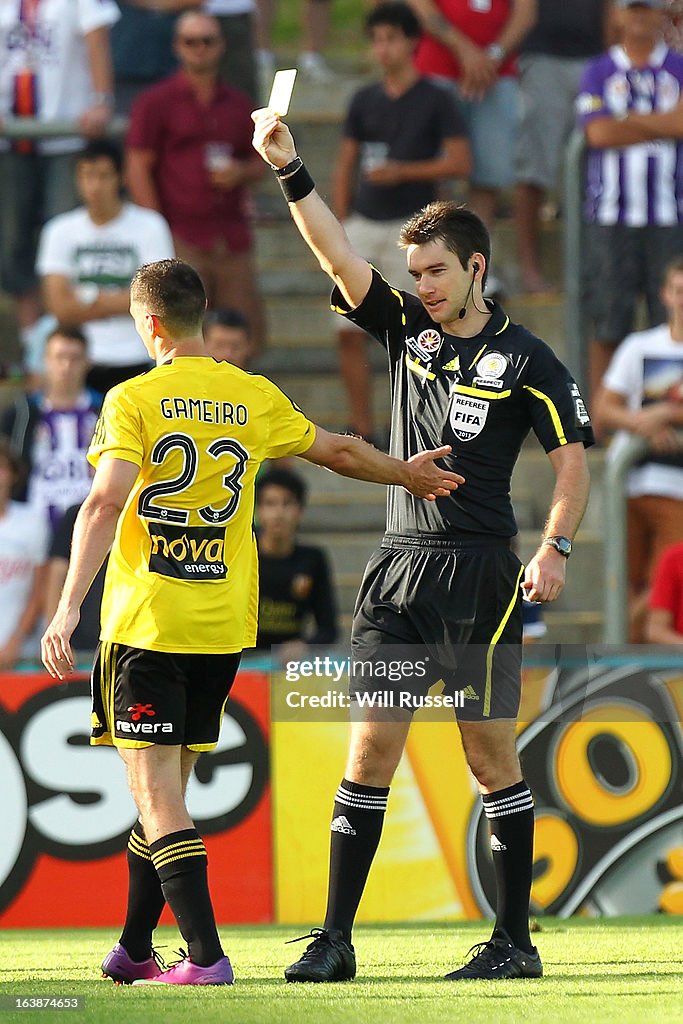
0, 326, 101, 534
577, 0, 683, 410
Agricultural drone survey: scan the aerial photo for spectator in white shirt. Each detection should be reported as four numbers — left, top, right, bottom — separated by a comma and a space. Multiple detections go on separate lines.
0, 0, 121, 334
37, 139, 175, 393
595, 255, 683, 641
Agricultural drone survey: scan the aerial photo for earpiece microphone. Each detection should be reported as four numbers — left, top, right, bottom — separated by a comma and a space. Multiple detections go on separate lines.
458, 263, 480, 319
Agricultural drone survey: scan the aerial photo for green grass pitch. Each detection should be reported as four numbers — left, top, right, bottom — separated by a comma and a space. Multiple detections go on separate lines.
1, 918, 682, 1024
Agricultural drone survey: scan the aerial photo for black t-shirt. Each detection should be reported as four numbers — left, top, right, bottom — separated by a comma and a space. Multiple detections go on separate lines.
344, 78, 466, 221
49, 504, 106, 652
521, 0, 606, 59
331, 271, 594, 539
256, 542, 338, 649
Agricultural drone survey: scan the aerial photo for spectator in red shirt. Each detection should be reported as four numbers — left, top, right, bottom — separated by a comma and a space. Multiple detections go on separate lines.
409, 0, 536, 296
125, 10, 266, 350
647, 541, 683, 642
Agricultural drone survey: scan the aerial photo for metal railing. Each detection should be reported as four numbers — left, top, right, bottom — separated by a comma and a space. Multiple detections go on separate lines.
563, 128, 588, 396
603, 435, 648, 644
0, 117, 128, 140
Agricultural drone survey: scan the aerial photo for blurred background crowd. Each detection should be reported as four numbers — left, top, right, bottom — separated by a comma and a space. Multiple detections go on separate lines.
2, 0, 683, 665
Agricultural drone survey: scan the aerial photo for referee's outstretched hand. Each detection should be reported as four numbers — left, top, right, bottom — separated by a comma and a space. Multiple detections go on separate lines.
404, 445, 465, 501
251, 108, 297, 169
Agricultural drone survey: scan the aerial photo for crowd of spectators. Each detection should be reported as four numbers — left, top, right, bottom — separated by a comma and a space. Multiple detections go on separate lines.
2, 1, 683, 657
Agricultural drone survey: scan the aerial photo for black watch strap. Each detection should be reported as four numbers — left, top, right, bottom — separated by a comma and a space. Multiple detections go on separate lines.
272, 156, 302, 178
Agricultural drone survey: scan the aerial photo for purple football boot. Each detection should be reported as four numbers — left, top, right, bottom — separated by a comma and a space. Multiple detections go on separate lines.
101, 943, 164, 984
132, 953, 234, 986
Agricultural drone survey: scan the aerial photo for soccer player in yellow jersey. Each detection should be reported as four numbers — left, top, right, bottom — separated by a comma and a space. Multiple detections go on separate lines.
41, 259, 463, 986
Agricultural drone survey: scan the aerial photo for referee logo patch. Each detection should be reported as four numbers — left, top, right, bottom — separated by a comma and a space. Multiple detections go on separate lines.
149, 522, 227, 580
449, 394, 489, 440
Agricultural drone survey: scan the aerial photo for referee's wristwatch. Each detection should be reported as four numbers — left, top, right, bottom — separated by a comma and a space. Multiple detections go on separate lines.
543, 535, 572, 558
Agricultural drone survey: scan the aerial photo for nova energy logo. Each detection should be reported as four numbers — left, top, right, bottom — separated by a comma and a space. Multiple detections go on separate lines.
149, 523, 227, 580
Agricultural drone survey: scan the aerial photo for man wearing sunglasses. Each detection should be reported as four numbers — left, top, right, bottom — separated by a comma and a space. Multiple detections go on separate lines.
126, 11, 266, 351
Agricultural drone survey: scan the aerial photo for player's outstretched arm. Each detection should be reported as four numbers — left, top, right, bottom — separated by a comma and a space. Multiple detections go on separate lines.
41, 457, 139, 679
252, 108, 372, 310
301, 427, 465, 500
522, 442, 590, 603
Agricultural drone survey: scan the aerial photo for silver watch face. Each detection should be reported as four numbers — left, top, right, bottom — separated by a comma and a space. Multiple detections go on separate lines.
547, 536, 571, 556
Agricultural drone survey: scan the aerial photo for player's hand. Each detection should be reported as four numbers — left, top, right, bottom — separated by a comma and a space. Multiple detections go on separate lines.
522, 545, 567, 604
251, 108, 297, 169
404, 445, 465, 500
41, 608, 79, 680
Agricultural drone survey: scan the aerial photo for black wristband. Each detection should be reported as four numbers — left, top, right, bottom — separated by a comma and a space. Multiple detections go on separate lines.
278, 161, 315, 203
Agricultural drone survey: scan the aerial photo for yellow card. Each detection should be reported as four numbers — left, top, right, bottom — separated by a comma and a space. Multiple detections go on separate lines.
268, 69, 297, 117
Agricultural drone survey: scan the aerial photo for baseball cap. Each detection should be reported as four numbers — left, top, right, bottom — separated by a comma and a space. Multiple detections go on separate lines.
615, 0, 664, 9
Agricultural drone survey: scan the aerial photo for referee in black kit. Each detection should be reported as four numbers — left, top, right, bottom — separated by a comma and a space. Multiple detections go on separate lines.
252, 108, 593, 982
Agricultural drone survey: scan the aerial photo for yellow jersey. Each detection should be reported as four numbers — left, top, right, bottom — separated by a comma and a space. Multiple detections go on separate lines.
88, 356, 316, 653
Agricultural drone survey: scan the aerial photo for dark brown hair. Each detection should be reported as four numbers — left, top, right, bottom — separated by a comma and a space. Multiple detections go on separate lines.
399, 202, 491, 284
131, 259, 207, 335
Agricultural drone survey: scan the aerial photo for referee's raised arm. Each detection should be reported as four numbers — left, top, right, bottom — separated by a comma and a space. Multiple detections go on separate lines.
252, 108, 373, 310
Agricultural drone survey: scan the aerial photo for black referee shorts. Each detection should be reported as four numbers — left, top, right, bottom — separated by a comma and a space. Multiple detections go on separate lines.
91, 642, 241, 751
350, 534, 524, 721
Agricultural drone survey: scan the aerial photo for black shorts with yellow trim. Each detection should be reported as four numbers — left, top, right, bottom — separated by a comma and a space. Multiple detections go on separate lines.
91, 642, 241, 750
350, 534, 523, 721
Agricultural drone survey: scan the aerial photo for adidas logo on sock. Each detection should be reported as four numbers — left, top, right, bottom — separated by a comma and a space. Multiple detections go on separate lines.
462, 685, 479, 700
331, 815, 356, 835
490, 833, 507, 852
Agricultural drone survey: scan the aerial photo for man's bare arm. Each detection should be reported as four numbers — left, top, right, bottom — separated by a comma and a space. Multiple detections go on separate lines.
301, 427, 464, 500
523, 443, 590, 603
495, 0, 537, 62
364, 136, 472, 187
586, 100, 683, 148
252, 109, 373, 310
595, 386, 683, 441
80, 26, 115, 138
43, 274, 131, 324
332, 137, 359, 221
126, 148, 162, 212
647, 607, 683, 645
41, 457, 139, 677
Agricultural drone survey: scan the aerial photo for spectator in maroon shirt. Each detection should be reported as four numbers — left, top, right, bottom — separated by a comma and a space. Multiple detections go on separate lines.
125, 10, 266, 350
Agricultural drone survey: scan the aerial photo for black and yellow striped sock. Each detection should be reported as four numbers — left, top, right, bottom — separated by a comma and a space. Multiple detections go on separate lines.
119, 821, 165, 963
149, 828, 223, 967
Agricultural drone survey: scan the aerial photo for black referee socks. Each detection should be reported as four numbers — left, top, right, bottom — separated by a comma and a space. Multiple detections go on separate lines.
150, 828, 223, 967
482, 781, 535, 954
119, 820, 165, 963
323, 778, 390, 943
